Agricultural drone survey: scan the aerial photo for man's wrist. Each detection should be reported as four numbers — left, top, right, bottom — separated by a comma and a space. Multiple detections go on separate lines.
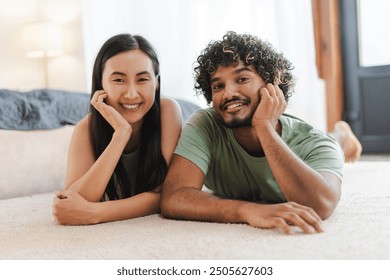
253, 121, 275, 139
236, 202, 253, 224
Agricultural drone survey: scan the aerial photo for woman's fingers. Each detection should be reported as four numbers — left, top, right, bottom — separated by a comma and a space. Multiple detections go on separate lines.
89, 90, 131, 135
91, 90, 105, 104
92, 90, 109, 112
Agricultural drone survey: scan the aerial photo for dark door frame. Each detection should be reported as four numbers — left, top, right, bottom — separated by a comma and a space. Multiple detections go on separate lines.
339, 0, 390, 152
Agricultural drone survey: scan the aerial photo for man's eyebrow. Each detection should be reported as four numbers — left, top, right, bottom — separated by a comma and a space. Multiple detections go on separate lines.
210, 76, 220, 84
234, 66, 254, 74
210, 66, 254, 84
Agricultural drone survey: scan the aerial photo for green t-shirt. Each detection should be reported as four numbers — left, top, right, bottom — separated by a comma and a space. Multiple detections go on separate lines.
174, 108, 344, 203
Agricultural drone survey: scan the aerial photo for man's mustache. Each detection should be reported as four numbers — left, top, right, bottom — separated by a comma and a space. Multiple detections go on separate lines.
220, 96, 250, 110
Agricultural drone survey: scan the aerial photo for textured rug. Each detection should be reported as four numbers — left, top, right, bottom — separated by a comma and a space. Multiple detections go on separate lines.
0, 160, 389, 260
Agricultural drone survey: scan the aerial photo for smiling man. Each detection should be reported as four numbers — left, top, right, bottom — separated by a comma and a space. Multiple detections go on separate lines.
161, 32, 361, 234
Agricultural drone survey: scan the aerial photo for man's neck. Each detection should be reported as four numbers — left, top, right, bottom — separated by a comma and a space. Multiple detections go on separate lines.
232, 126, 264, 157
232, 120, 282, 157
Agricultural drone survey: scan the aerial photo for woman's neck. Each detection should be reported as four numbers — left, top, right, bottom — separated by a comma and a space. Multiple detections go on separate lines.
123, 120, 142, 154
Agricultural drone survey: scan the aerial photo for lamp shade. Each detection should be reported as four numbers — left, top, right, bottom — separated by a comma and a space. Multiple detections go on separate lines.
22, 21, 63, 57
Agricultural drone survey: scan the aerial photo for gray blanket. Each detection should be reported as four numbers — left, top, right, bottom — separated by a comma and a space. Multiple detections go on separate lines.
0, 89, 200, 130
0, 89, 90, 130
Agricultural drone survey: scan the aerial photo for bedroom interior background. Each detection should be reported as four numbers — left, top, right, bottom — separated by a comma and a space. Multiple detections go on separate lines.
0, 0, 86, 92
0, 0, 328, 131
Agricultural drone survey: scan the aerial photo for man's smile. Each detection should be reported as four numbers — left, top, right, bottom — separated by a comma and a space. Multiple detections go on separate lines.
220, 98, 250, 113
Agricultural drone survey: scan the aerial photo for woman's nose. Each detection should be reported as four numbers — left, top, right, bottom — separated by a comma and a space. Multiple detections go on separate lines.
124, 85, 138, 98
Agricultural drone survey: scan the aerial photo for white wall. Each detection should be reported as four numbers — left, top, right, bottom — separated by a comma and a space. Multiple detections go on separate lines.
0, 0, 87, 92
82, 0, 327, 130
0, 0, 327, 131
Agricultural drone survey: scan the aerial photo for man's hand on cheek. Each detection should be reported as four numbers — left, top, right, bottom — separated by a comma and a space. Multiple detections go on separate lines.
252, 83, 286, 129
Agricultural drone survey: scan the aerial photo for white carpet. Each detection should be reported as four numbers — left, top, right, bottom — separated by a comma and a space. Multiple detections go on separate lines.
0, 160, 389, 260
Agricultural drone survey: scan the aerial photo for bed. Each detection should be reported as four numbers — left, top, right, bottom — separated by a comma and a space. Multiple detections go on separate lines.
0, 88, 199, 199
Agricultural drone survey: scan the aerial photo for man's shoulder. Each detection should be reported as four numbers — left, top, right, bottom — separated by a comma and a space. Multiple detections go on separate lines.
186, 108, 220, 128
280, 114, 340, 152
182, 107, 229, 145
280, 113, 320, 137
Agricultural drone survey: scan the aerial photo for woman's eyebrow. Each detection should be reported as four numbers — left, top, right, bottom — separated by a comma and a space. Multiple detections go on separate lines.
110, 70, 152, 76
136, 71, 152, 76
110, 71, 126, 76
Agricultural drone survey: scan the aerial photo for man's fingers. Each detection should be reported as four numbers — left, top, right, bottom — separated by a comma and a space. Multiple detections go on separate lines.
259, 85, 270, 98
287, 202, 322, 220
282, 212, 318, 234
272, 217, 293, 234
287, 202, 324, 231
273, 202, 324, 234
284, 203, 324, 233
265, 82, 276, 96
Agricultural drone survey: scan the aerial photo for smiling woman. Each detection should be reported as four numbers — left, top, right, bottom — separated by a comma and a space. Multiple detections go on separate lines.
102, 49, 158, 131
52, 33, 182, 225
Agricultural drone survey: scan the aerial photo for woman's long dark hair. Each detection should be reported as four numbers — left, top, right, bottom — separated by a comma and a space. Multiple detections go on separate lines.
89, 33, 167, 200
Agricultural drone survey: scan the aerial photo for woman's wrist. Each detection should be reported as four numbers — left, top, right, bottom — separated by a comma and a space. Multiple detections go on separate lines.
90, 202, 104, 224
112, 129, 131, 146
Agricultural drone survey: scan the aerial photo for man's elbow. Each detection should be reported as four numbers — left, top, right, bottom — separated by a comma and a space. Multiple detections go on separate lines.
316, 206, 334, 220
314, 195, 340, 220
160, 190, 178, 219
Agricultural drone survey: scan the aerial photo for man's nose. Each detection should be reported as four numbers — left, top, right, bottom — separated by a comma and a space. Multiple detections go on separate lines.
222, 83, 237, 100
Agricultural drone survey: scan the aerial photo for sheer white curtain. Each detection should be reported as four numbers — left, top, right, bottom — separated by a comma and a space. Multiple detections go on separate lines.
82, 0, 326, 130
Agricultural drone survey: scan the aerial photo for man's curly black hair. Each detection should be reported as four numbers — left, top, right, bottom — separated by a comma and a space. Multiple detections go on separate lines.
194, 31, 295, 105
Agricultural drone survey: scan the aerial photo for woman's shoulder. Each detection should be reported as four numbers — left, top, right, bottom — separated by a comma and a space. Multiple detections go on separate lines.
74, 115, 90, 131
160, 97, 182, 122
71, 115, 91, 141
159, 98, 182, 163
160, 97, 181, 112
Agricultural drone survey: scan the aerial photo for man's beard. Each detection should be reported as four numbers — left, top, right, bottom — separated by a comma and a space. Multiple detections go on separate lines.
216, 111, 254, 128
216, 95, 261, 129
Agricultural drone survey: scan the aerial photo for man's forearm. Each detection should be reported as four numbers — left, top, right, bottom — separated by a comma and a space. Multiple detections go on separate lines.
161, 186, 325, 233
254, 123, 338, 217
161, 187, 248, 224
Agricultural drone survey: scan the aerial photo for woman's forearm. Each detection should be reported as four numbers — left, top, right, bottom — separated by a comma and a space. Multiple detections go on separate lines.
66, 132, 129, 202
96, 191, 160, 223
